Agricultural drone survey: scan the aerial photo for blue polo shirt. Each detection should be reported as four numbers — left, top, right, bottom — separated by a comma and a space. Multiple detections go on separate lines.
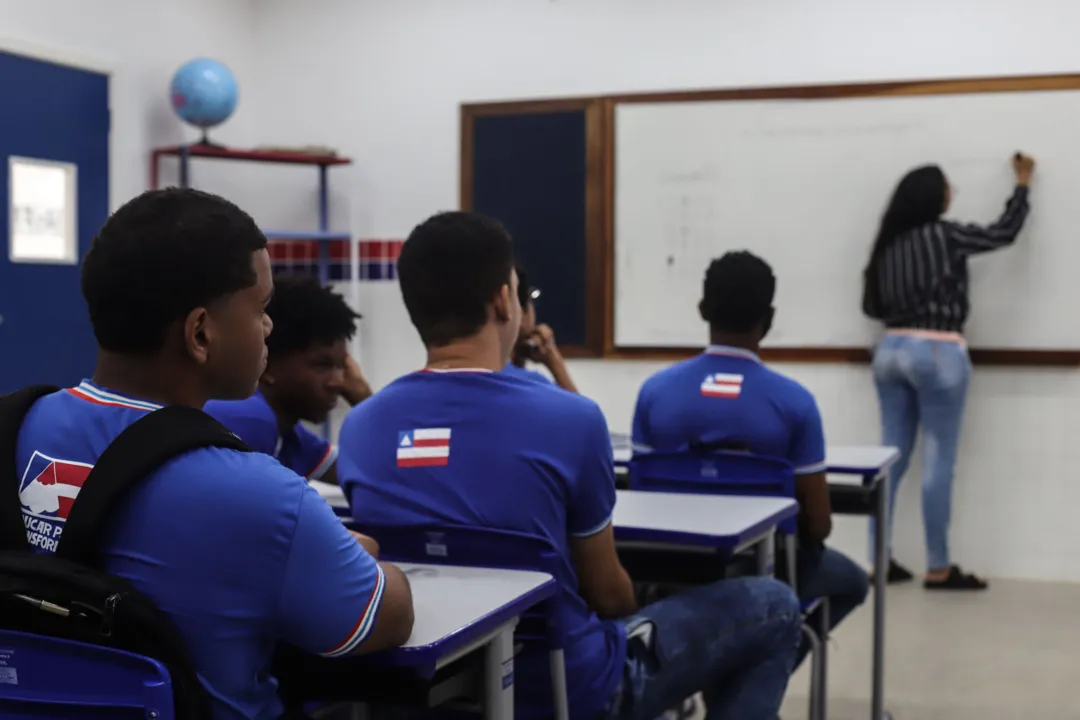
17, 381, 386, 720
338, 369, 624, 720
502, 361, 552, 385
205, 391, 337, 479
632, 346, 826, 475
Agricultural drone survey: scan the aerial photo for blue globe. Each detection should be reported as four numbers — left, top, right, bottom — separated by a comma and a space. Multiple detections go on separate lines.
170, 58, 238, 130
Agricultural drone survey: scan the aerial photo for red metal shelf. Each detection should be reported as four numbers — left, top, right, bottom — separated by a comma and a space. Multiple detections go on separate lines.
152, 145, 352, 167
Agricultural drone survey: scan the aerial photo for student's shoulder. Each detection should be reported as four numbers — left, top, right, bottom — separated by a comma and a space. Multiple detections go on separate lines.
148, 448, 327, 562
20, 388, 146, 446
341, 374, 413, 427
161, 445, 297, 482
203, 393, 274, 424
157, 445, 308, 512
429, 370, 605, 429
759, 365, 819, 413
203, 397, 279, 454
27, 386, 130, 419
347, 371, 603, 426
508, 374, 606, 428
640, 355, 708, 393
21, 388, 83, 424
502, 362, 554, 385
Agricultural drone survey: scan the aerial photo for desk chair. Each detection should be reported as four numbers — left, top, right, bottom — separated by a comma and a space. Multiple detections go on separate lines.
354, 522, 569, 720
0, 628, 174, 719
629, 450, 828, 720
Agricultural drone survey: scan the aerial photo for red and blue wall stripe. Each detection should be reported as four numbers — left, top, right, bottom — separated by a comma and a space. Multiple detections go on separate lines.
268, 239, 403, 281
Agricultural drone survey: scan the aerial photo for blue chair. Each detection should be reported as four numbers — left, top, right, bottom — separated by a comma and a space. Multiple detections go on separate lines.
349, 522, 569, 720
629, 449, 828, 720
0, 628, 174, 719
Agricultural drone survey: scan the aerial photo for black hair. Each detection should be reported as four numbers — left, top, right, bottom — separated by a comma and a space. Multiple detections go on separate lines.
516, 262, 534, 309
700, 251, 776, 334
397, 211, 515, 347
265, 274, 361, 357
862, 165, 947, 318
81, 187, 267, 355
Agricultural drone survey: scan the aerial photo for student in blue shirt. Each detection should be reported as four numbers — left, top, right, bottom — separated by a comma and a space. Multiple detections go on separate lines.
632, 251, 869, 663
15, 188, 413, 720
502, 263, 579, 393
205, 275, 371, 484
338, 212, 801, 720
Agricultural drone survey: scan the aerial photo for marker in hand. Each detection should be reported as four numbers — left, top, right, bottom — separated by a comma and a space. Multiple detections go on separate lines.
1012, 152, 1035, 186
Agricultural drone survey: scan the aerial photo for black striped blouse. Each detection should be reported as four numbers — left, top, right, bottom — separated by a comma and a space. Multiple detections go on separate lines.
864, 187, 1030, 332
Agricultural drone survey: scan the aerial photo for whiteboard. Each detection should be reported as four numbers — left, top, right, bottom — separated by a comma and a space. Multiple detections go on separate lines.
614, 90, 1080, 349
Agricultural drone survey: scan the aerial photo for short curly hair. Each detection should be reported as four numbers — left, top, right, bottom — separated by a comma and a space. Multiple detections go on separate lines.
700, 251, 776, 333
80, 187, 267, 355
265, 274, 361, 357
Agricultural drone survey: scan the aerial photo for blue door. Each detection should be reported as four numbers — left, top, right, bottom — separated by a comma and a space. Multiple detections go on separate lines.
0, 51, 109, 395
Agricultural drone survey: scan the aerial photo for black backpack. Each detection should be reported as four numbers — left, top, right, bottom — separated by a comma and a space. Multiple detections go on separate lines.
0, 385, 252, 720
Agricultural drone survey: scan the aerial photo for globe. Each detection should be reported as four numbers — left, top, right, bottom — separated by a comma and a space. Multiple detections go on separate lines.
170, 58, 238, 144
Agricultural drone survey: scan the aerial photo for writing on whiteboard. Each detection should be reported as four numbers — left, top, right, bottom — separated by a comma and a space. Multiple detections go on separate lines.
615, 90, 1080, 348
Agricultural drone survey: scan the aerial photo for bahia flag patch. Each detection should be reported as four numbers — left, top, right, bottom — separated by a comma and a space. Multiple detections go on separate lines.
397, 428, 451, 467
701, 373, 743, 399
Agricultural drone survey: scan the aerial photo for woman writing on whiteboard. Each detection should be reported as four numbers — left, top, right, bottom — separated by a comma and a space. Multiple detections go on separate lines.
862, 152, 1034, 590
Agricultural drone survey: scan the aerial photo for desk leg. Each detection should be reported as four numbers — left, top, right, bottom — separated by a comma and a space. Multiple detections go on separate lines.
755, 530, 776, 576
872, 473, 889, 720
817, 598, 829, 720
484, 620, 518, 720
550, 648, 570, 720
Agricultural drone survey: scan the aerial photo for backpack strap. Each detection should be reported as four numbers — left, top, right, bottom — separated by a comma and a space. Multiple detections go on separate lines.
56, 405, 251, 566
0, 386, 61, 552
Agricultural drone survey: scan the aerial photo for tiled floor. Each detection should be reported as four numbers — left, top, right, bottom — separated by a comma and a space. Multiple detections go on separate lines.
772, 579, 1080, 720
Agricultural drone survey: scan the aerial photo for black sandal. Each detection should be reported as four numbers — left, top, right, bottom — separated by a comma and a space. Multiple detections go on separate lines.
870, 558, 915, 585
924, 565, 988, 591
887, 559, 914, 584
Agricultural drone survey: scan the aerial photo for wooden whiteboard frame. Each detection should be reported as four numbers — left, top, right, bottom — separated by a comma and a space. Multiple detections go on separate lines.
602, 74, 1080, 366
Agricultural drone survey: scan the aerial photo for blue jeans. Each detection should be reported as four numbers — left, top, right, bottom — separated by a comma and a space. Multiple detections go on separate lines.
795, 545, 869, 665
870, 333, 972, 571
602, 577, 802, 720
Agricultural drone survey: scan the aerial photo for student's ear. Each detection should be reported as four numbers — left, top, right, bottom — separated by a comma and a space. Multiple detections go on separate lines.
493, 284, 512, 323
183, 306, 214, 365
698, 299, 709, 323
760, 306, 775, 340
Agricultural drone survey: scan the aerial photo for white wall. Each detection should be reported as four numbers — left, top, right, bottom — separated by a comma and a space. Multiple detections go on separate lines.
0, 0, 263, 211
251, 0, 1080, 581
